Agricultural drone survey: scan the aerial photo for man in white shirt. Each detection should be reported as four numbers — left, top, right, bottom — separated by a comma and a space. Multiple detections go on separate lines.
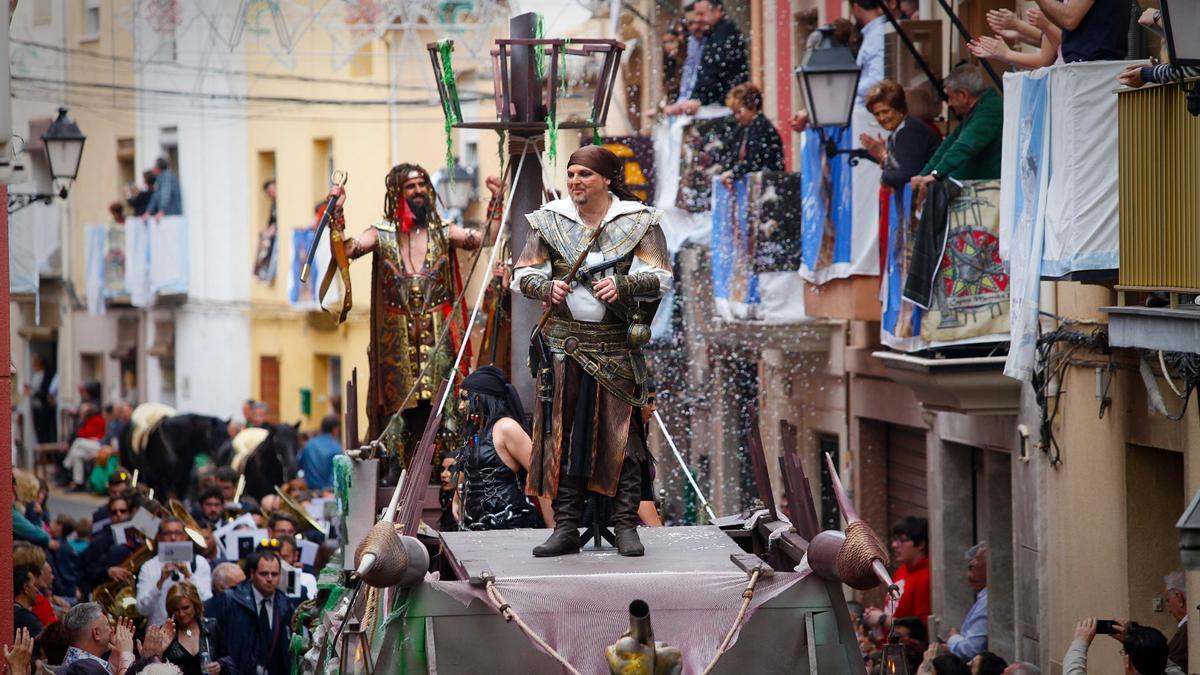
135, 516, 212, 625
851, 0, 888, 107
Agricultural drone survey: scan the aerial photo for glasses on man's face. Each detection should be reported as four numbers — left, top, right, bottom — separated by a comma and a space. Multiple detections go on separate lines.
111, 508, 129, 515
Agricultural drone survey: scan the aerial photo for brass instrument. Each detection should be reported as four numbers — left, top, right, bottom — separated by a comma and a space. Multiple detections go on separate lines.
274, 485, 328, 537
169, 498, 212, 550
92, 541, 155, 622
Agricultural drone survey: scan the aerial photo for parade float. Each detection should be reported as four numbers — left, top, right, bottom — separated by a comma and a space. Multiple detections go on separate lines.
294, 14, 900, 675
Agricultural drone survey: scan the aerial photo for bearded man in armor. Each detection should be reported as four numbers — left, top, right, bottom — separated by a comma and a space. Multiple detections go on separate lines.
328, 164, 502, 455
511, 145, 672, 557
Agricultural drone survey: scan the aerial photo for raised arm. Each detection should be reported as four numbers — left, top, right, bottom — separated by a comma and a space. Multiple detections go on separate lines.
327, 186, 378, 259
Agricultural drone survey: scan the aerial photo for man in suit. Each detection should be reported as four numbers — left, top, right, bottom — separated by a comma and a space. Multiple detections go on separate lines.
206, 551, 295, 675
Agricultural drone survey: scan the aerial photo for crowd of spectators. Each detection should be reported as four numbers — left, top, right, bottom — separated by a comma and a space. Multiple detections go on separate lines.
7, 458, 343, 675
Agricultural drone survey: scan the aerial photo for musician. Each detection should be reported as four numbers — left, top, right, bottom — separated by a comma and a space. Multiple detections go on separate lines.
135, 517, 213, 625
192, 487, 227, 531
511, 145, 671, 557
327, 167, 503, 447
81, 494, 139, 589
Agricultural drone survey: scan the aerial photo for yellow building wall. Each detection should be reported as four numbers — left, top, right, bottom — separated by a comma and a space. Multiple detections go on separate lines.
65, 0, 137, 289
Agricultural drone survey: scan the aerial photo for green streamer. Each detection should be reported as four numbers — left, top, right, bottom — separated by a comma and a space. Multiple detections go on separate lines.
587, 116, 602, 146
332, 454, 353, 520
546, 109, 559, 166
437, 39, 460, 170
533, 13, 547, 81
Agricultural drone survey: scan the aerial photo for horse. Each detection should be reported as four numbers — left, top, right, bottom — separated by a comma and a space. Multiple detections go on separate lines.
122, 408, 231, 500
237, 422, 302, 503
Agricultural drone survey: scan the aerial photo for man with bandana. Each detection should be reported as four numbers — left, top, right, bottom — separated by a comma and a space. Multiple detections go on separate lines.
511, 145, 672, 557
328, 165, 503, 450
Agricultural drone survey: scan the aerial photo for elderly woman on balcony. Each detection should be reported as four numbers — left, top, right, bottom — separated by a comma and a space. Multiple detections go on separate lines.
858, 81, 942, 191
719, 83, 785, 187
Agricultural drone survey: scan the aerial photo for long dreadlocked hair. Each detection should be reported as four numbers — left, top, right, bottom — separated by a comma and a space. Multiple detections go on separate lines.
383, 163, 439, 222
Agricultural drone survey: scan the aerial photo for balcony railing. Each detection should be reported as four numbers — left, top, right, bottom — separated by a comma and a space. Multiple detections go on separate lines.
1118, 81, 1200, 293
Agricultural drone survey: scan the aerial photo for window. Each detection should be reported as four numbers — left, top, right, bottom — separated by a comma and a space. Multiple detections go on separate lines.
33, 2, 51, 25
350, 42, 373, 78
82, 0, 101, 41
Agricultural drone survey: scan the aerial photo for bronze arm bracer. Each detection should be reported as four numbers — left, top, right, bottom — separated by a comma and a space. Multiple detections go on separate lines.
615, 272, 660, 302
518, 275, 554, 303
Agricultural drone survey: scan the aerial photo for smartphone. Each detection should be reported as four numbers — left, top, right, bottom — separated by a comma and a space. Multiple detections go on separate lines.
1096, 620, 1117, 635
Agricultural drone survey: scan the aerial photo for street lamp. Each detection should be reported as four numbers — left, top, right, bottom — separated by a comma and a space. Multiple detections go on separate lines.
8, 107, 87, 214
434, 157, 477, 215
1176, 489, 1200, 570
794, 26, 875, 165
1160, 0, 1200, 116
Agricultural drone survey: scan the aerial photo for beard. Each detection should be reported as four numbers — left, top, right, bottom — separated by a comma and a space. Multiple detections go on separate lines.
407, 196, 429, 226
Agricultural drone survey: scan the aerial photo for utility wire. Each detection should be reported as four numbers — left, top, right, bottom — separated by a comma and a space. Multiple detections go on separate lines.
12, 75, 492, 106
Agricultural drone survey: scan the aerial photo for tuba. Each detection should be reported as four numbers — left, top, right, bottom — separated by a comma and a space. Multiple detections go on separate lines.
92, 541, 155, 622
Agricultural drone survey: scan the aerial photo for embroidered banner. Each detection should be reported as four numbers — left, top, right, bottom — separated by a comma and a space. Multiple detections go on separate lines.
883, 182, 1010, 350
711, 172, 805, 322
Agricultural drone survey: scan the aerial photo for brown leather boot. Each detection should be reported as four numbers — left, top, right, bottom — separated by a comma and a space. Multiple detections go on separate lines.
612, 457, 644, 557
533, 477, 584, 557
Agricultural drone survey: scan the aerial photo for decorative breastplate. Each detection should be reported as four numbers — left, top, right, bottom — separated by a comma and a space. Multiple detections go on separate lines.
376, 222, 454, 314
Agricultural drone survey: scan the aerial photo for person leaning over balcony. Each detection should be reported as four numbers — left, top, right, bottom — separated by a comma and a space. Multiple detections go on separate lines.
859, 80, 942, 190
1116, 10, 1200, 89
910, 65, 1002, 195
664, 0, 748, 116
719, 83, 784, 186
147, 157, 183, 219
1033, 0, 1127, 63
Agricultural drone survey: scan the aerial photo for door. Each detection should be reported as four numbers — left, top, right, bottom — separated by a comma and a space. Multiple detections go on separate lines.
886, 424, 929, 527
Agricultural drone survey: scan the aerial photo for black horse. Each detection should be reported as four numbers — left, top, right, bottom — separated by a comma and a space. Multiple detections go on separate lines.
240, 422, 302, 502
121, 413, 231, 500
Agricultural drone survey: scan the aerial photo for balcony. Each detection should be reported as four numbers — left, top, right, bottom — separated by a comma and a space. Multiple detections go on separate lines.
83, 216, 190, 314
1103, 81, 1200, 354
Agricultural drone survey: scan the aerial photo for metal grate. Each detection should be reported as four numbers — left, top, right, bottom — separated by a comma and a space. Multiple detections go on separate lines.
1117, 82, 1200, 292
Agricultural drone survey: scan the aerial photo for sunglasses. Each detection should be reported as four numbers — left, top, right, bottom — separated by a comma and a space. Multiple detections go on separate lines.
111, 508, 129, 515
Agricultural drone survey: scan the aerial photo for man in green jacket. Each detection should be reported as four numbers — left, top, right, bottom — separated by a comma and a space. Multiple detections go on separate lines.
910, 64, 1002, 192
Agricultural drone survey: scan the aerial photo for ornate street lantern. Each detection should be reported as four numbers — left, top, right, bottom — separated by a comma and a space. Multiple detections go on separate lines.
794, 27, 874, 164
434, 157, 477, 212
338, 618, 374, 675
1159, 0, 1200, 116
1177, 489, 1200, 570
795, 26, 861, 130
1161, 0, 1200, 66
9, 107, 87, 214
880, 633, 911, 675
43, 107, 87, 196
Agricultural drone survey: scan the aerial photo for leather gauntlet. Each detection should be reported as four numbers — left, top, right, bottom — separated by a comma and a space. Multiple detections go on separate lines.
615, 273, 660, 302
519, 275, 554, 302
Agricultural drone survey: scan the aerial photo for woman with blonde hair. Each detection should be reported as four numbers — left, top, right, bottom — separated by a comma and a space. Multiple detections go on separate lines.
162, 583, 232, 675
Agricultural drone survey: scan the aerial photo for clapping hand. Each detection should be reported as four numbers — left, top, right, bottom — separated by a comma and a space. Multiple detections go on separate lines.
968, 36, 1010, 61
859, 133, 886, 164
4, 627, 34, 675
985, 9, 1022, 42
111, 617, 136, 654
